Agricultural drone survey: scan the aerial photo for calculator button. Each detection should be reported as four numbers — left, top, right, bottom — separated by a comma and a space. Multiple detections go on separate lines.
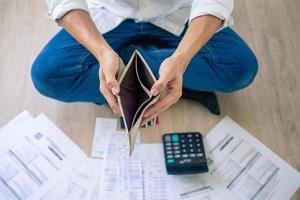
189, 144, 193, 147
197, 143, 201, 147
181, 134, 186, 138
195, 134, 200, 137
166, 151, 173, 154
174, 150, 180, 154
197, 148, 202, 152
172, 134, 179, 142
175, 154, 181, 158
187, 134, 193, 138
179, 159, 192, 164
166, 146, 172, 150
166, 143, 172, 146
182, 144, 186, 148
190, 149, 194, 153
173, 146, 179, 150
164, 135, 171, 142
182, 154, 188, 158
167, 155, 174, 159
173, 142, 179, 146
182, 149, 187, 153
197, 153, 203, 157
189, 153, 196, 157
182, 139, 185, 143
167, 159, 174, 164
188, 138, 193, 142
196, 138, 200, 142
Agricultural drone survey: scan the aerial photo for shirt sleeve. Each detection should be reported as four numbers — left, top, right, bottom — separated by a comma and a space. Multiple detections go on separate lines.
46, 0, 89, 21
189, 0, 234, 25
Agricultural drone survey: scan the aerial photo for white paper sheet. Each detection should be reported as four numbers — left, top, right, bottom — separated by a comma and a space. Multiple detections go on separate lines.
0, 114, 86, 200
61, 158, 102, 200
41, 176, 69, 200
90, 118, 118, 158
141, 144, 176, 200
0, 111, 34, 142
99, 130, 143, 200
169, 173, 231, 200
205, 116, 300, 200
43, 158, 103, 200
90, 163, 104, 200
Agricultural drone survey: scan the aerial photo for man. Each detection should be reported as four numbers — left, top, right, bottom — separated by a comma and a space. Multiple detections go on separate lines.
32, 0, 258, 125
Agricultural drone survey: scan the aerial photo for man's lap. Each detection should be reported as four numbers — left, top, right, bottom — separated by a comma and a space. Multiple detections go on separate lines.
31, 20, 258, 103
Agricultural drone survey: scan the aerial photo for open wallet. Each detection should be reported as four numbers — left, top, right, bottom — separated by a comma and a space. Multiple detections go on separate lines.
117, 50, 160, 155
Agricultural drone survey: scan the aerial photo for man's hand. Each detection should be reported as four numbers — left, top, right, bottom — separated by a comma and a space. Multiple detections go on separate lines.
141, 15, 222, 125
98, 50, 122, 116
58, 10, 123, 116
141, 55, 187, 125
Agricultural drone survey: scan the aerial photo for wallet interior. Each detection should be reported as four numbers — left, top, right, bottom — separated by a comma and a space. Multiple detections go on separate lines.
119, 53, 156, 132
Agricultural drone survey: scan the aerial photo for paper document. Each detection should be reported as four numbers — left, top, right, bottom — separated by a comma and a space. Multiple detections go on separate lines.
141, 144, 176, 200
169, 173, 231, 200
41, 177, 69, 200
0, 111, 34, 142
90, 162, 104, 200
62, 158, 102, 200
0, 114, 86, 200
90, 118, 117, 158
206, 116, 300, 200
99, 129, 143, 200
43, 158, 103, 200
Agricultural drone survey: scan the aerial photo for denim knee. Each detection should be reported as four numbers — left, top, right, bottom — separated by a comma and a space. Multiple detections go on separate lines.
222, 47, 258, 92
31, 51, 62, 99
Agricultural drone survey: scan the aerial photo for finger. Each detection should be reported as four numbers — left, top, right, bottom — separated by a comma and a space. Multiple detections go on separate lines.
151, 76, 168, 96
141, 114, 157, 127
100, 83, 121, 116
112, 102, 122, 116
103, 68, 120, 95
100, 69, 121, 115
143, 93, 176, 118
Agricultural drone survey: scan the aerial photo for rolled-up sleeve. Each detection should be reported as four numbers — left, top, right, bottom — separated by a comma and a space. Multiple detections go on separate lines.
46, 0, 89, 21
189, 0, 234, 27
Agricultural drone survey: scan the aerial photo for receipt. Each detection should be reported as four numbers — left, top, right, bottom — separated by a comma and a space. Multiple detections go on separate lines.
99, 131, 143, 200
141, 144, 175, 200
91, 118, 118, 158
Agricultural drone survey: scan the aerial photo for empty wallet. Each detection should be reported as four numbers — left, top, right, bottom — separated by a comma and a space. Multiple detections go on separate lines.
117, 50, 160, 155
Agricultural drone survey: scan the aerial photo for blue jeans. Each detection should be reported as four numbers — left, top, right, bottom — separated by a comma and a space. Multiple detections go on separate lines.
31, 19, 258, 104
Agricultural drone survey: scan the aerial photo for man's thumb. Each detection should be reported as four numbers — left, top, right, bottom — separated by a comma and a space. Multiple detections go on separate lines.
105, 72, 119, 95
151, 78, 167, 96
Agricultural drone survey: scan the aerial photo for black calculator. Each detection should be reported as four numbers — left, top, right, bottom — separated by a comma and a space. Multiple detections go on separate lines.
162, 132, 208, 174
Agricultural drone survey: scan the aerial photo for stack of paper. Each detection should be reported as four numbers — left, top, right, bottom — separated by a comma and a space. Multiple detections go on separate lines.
90, 117, 300, 200
93, 119, 143, 199
91, 118, 175, 200
0, 111, 87, 200
1, 112, 299, 200
204, 117, 300, 200
0, 112, 111, 200
91, 119, 227, 200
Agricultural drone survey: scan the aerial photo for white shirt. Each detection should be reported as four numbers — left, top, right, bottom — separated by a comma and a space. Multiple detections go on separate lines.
46, 0, 234, 36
